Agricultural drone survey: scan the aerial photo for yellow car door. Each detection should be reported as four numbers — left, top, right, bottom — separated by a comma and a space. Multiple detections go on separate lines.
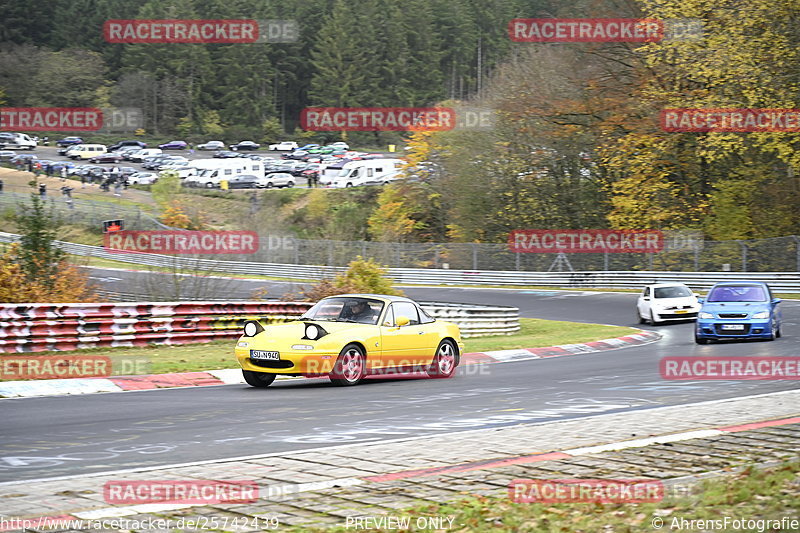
378, 302, 433, 368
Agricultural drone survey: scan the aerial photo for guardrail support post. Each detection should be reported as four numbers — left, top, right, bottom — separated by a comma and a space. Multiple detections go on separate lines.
472, 244, 478, 270
793, 236, 800, 272
738, 240, 748, 272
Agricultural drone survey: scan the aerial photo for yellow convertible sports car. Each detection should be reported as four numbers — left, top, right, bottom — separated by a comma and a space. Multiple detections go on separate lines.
235, 294, 464, 387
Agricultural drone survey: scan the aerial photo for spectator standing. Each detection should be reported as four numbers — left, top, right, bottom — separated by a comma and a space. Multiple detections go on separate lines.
60, 166, 68, 180
61, 186, 74, 208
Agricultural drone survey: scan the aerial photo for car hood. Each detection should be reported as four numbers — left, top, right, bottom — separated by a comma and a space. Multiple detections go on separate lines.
701, 302, 770, 313
252, 319, 377, 339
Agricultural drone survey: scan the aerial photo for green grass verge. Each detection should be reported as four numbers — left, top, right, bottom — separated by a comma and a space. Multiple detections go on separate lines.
0, 318, 638, 380
289, 460, 800, 532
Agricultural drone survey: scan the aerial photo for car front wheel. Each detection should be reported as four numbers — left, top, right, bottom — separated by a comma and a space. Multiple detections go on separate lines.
330, 344, 366, 386
242, 370, 277, 388
427, 340, 458, 378
694, 334, 709, 345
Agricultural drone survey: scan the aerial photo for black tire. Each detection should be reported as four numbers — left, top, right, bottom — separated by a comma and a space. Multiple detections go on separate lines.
637, 310, 646, 325
427, 340, 458, 378
650, 311, 660, 326
205, 182, 214, 188
287, 181, 294, 188
266, 182, 274, 188
345, 182, 353, 188
694, 334, 708, 345
242, 370, 276, 388
766, 320, 777, 341
329, 344, 366, 386
776, 325, 782, 338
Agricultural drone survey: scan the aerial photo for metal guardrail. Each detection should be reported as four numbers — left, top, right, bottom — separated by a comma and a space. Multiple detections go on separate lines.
0, 301, 519, 353
1, 232, 798, 293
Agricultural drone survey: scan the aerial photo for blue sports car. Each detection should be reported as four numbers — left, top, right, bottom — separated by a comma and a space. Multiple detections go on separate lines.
695, 282, 782, 344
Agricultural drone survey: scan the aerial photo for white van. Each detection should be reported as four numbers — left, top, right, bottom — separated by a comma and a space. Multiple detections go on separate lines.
184, 158, 266, 188
128, 148, 162, 162
329, 158, 405, 188
0, 132, 37, 150
68, 144, 107, 160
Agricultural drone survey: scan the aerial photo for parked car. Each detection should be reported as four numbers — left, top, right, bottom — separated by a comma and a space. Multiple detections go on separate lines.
282, 150, 309, 160
297, 143, 320, 151
268, 141, 299, 151
68, 144, 108, 160
328, 142, 350, 150
636, 283, 700, 325
213, 150, 242, 159
235, 294, 464, 387
128, 148, 163, 162
158, 140, 188, 150
88, 153, 124, 164
695, 282, 782, 344
10, 154, 37, 165
229, 140, 260, 151
262, 172, 295, 188
198, 140, 225, 150
0, 150, 17, 161
127, 172, 159, 185
56, 136, 84, 147
225, 174, 262, 189
109, 140, 146, 152
0, 132, 36, 150
142, 155, 174, 170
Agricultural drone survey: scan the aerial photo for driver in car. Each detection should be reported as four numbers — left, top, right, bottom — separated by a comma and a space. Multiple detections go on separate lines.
343, 300, 375, 323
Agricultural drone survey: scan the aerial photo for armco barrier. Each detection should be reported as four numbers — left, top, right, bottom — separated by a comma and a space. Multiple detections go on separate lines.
0, 301, 519, 353
0, 302, 310, 353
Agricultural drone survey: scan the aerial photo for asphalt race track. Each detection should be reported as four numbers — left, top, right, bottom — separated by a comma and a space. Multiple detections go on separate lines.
1, 269, 798, 482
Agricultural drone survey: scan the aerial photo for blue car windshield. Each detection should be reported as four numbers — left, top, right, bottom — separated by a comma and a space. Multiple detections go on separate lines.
707, 286, 767, 302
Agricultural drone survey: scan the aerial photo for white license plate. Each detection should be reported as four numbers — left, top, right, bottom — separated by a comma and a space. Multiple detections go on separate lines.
721, 324, 745, 330
250, 350, 280, 360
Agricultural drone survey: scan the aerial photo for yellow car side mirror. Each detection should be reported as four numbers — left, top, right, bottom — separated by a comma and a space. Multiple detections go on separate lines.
395, 315, 410, 327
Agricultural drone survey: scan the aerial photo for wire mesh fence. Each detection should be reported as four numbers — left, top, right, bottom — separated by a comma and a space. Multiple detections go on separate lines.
0, 190, 169, 231
221, 234, 800, 273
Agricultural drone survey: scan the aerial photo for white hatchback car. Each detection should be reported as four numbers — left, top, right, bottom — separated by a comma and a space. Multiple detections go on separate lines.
636, 283, 701, 325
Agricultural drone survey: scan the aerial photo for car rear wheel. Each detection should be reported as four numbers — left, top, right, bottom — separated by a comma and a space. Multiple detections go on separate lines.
330, 344, 366, 386
427, 340, 458, 378
287, 181, 294, 188
242, 370, 277, 388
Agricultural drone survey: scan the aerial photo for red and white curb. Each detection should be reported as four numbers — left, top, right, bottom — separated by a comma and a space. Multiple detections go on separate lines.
0, 331, 660, 399
8, 413, 797, 525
